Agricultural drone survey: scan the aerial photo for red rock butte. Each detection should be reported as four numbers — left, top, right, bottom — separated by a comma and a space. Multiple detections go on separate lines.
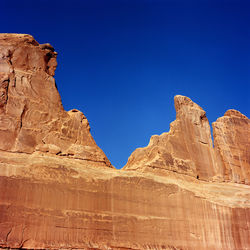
0, 34, 249, 249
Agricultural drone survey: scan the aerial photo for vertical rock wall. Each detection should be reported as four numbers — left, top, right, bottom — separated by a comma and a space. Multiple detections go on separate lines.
213, 110, 250, 184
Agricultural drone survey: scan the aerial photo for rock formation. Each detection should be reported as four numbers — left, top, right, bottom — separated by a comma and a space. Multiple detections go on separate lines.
124, 95, 217, 181
124, 96, 250, 185
0, 34, 249, 250
0, 34, 111, 167
213, 110, 250, 184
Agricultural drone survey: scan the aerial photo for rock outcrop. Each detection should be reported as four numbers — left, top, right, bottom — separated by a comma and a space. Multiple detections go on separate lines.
0, 34, 249, 250
124, 95, 217, 181
0, 34, 111, 167
124, 96, 250, 185
213, 110, 250, 184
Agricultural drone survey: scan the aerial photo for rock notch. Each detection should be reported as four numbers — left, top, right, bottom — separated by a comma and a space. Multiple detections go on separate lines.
0, 34, 249, 250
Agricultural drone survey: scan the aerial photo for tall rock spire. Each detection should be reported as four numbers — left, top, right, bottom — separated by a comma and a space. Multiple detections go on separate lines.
124, 95, 217, 180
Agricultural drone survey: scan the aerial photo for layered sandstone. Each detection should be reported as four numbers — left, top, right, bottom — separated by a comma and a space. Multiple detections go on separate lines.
0, 34, 249, 250
0, 151, 250, 249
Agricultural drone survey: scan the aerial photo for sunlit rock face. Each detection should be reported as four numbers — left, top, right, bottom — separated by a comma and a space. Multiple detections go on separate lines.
0, 34, 111, 167
124, 95, 217, 181
124, 96, 250, 185
0, 34, 249, 250
213, 110, 250, 184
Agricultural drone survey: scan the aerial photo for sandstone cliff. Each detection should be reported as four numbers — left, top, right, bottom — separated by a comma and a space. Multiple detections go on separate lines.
124, 95, 216, 181
124, 96, 250, 185
0, 34, 249, 250
213, 110, 250, 184
0, 34, 111, 167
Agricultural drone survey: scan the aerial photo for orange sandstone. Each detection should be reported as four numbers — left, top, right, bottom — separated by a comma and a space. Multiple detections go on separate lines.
0, 34, 249, 250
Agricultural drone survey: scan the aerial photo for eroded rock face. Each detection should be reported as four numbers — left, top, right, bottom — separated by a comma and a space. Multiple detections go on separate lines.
0, 151, 250, 250
213, 110, 250, 184
0, 34, 249, 250
124, 95, 217, 181
0, 34, 111, 167
0, 152, 250, 250
124, 96, 250, 185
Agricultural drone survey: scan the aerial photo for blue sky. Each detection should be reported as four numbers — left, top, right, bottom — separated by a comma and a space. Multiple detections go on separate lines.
2, 0, 249, 168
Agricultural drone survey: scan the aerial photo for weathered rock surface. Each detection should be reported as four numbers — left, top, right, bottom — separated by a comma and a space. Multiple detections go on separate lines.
0, 34, 111, 167
0, 151, 250, 249
0, 34, 249, 250
124, 96, 250, 185
124, 95, 217, 181
213, 110, 250, 184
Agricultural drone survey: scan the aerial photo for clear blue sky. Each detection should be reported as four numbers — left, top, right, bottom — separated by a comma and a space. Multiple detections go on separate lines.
2, 0, 249, 169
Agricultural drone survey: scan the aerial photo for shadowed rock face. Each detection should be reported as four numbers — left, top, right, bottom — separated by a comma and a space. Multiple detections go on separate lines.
0, 34, 250, 250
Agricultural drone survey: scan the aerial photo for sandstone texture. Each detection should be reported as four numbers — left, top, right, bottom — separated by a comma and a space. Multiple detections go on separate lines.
0, 34, 111, 167
0, 34, 250, 250
124, 95, 217, 181
124, 96, 250, 185
213, 110, 250, 184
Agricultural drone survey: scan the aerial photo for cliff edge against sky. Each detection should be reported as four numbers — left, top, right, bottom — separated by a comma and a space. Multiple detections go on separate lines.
0, 34, 249, 249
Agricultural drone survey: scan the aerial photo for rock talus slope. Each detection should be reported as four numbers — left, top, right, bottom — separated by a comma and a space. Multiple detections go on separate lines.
0, 34, 250, 250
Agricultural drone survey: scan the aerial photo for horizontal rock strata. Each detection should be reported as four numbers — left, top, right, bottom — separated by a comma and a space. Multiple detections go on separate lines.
0, 34, 249, 250
0, 151, 249, 249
